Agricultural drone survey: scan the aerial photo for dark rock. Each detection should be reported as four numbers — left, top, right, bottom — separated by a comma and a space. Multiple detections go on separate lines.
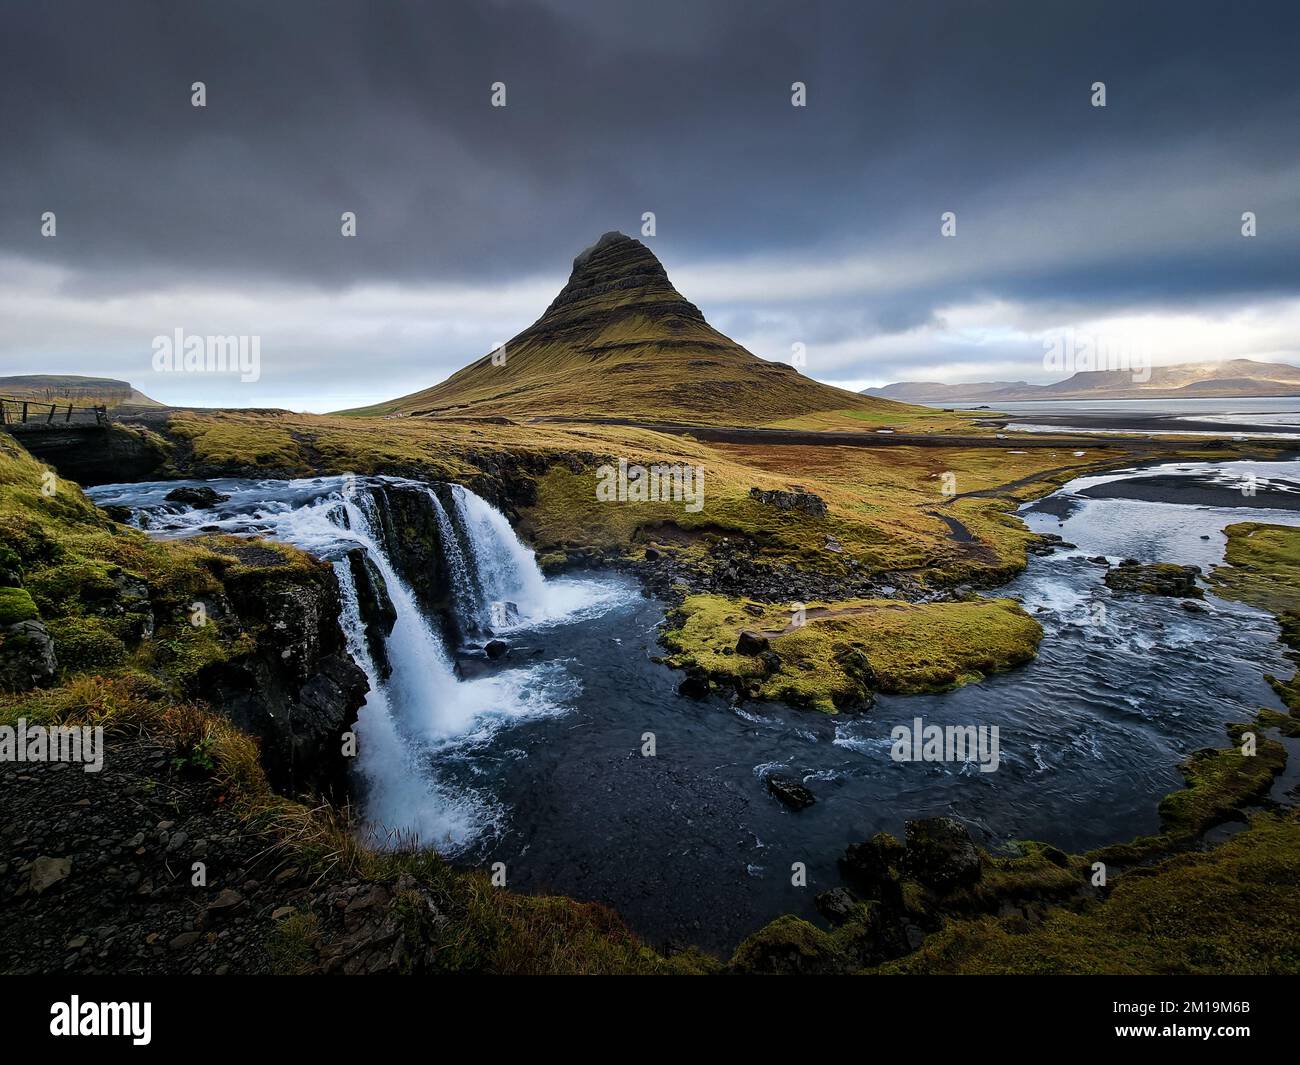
903, 817, 982, 891
643, 547, 660, 561
1087, 555, 1109, 565
100, 504, 135, 524
28, 855, 72, 895
1179, 600, 1209, 614
358, 482, 465, 638
814, 887, 859, 925
484, 639, 509, 660
346, 548, 397, 678
1104, 562, 1202, 598
766, 774, 815, 811
196, 560, 368, 801
164, 485, 230, 508
840, 832, 905, 888
735, 629, 770, 655
677, 673, 709, 699
831, 645, 877, 710
0, 619, 58, 692
1027, 533, 1077, 556
13, 424, 169, 488
0, 546, 22, 587
748, 486, 828, 518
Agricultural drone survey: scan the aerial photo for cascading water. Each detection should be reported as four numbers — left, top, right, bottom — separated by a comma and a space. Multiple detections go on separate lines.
449, 483, 549, 624
424, 488, 487, 631
86, 473, 614, 852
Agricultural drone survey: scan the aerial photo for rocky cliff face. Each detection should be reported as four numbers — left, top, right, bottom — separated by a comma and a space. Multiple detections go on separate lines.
11, 424, 169, 487
197, 550, 368, 802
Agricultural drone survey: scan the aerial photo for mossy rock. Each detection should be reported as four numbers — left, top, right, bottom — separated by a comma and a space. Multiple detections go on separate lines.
0, 586, 39, 626
45, 616, 128, 671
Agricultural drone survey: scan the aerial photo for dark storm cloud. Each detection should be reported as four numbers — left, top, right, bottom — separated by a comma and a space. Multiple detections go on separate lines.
2, 0, 1298, 303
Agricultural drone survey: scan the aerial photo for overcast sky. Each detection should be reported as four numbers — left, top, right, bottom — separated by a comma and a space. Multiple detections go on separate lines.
2, 0, 1298, 411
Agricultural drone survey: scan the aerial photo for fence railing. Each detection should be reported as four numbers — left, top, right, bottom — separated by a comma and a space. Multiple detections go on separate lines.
0, 395, 109, 428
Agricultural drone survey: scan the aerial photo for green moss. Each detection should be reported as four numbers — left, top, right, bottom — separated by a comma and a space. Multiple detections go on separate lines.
0, 586, 38, 625
1157, 724, 1286, 837
728, 915, 848, 974
1211, 523, 1300, 614
877, 812, 1300, 974
45, 616, 127, 670
661, 594, 1042, 712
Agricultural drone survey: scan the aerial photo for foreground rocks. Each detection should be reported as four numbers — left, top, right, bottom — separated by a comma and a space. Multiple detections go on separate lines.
0, 737, 302, 974
902, 817, 983, 891
196, 545, 368, 801
0, 618, 57, 691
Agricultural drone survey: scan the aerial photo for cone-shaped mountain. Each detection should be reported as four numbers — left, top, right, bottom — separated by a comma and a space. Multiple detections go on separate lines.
360, 233, 903, 425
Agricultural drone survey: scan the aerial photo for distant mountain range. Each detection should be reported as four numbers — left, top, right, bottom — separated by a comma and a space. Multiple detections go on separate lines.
863, 359, 1300, 403
348, 232, 903, 425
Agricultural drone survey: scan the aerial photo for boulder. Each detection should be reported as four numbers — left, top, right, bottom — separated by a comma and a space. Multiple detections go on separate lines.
164, 485, 230, 508
485, 639, 509, 660
902, 817, 982, 891
766, 774, 816, 811
0, 619, 58, 692
1104, 561, 1202, 598
1027, 533, 1077, 556
28, 855, 72, 895
677, 673, 709, 699
840, 832, 905, 887
814, 887, 859, 925
748, 486, 828, 518
735, 629, 770, 655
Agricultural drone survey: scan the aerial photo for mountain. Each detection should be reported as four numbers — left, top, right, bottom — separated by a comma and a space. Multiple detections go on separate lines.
0, 374, 164, 409
863, 359, 1300, 403
865, 381, 1030, 403
352, 232, 906, 425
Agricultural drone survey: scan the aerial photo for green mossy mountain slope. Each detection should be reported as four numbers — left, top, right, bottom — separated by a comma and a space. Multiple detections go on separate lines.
345, 232, 912, 426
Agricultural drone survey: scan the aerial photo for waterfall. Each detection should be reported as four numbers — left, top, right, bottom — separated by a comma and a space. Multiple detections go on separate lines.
86, 472, 614, 852
333, 559, 483, 848
424, 487, 486, 631
449, 483, 548, 626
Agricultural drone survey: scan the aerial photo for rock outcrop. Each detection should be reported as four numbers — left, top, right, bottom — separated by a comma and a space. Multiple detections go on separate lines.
902, 817, 983, 891
0, 559, 57, 692
748, 487, 829, 517
1104, 560, 1202, 598
196, 551, 368, 801
164, 485, 230, 508
346, 547, 396, 679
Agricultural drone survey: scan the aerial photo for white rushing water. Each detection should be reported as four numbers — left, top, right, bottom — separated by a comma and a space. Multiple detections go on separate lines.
87, 474, 632, 852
